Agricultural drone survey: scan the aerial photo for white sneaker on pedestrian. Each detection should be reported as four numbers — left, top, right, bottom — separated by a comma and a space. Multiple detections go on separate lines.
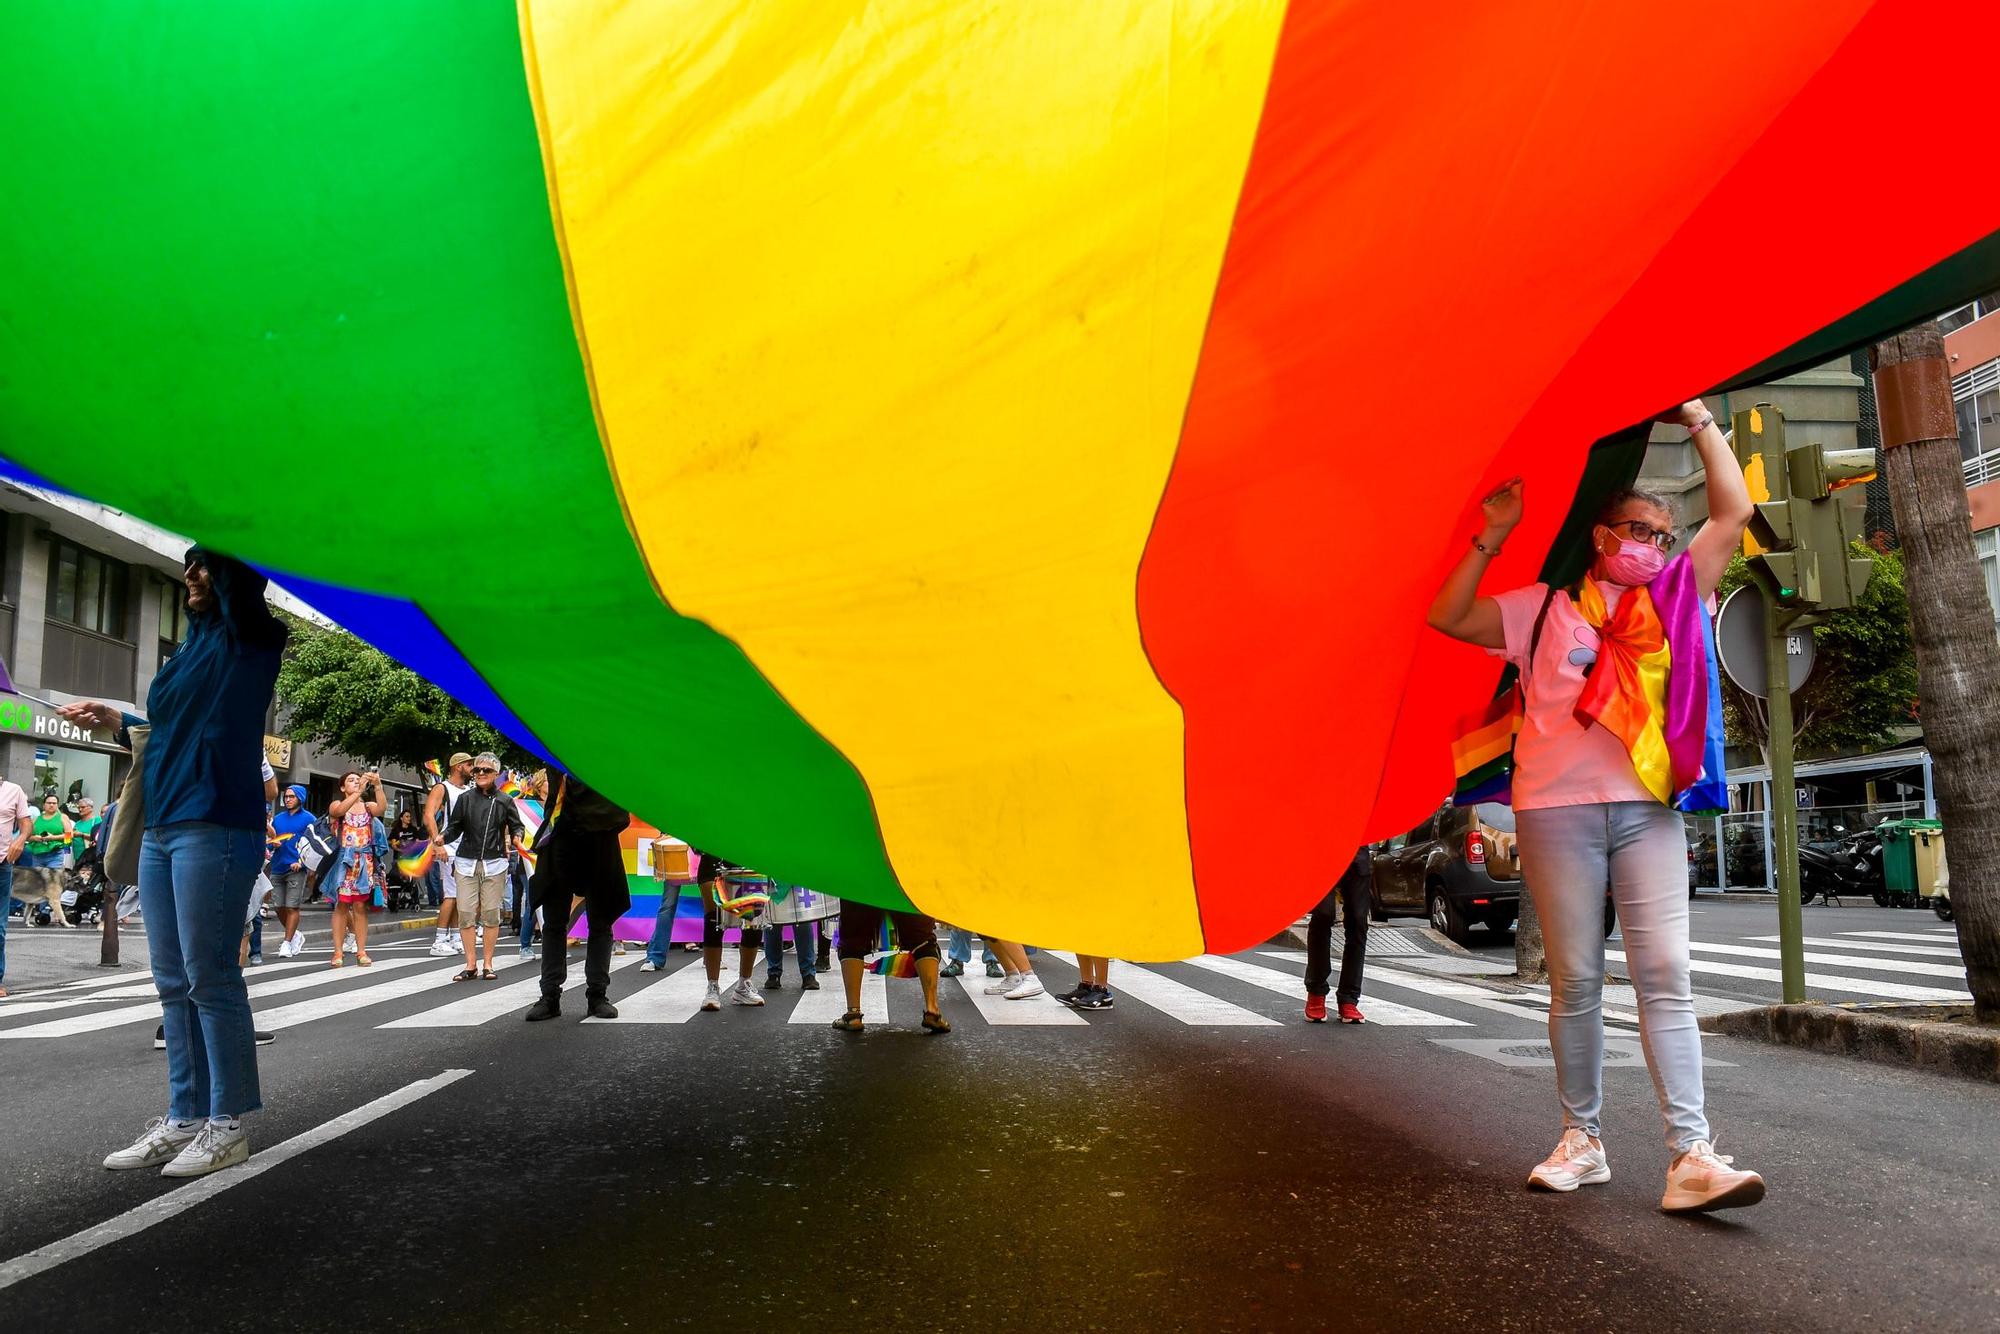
730, 978, 766, 1007
1526, 1128, 1610, 1192
289, 930, 306, 955
520, 947, 537, 963
985, 972, 1023, 996
343, 936, 357, 954
1003, 974, 1045, 1000
276, 937, 294, 959
103, 1117, 198, 1171
1661, 1138, 1764, 1213
428, 937, 457, 957
701, 983, 722, 1012
639, 961, 663, 972
161, 1121, 249, 1178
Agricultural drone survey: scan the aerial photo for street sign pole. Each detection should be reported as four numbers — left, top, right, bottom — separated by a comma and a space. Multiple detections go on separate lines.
1757, 568, 1808, 1004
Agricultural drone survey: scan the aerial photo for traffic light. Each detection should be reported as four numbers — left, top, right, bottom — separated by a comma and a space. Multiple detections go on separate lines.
1729, 404, 1874, 611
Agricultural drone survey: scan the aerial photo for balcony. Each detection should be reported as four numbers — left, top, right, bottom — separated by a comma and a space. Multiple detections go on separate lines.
1967, 448, 2000, 490
42, 621, 136, 702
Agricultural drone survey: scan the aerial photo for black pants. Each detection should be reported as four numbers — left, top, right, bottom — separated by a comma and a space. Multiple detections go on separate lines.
534, 830, 630, 1003
1304, 878, 1368, 1005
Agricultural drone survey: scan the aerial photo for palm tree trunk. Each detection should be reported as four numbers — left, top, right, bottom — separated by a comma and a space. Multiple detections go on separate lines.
1513, 884, 1546, 983
1872, 324, 2000, 1020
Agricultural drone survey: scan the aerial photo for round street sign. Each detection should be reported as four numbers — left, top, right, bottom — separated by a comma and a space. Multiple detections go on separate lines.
1716, 584, 1815, 698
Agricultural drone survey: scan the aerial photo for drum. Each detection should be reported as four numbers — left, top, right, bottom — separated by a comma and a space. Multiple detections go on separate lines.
764, 883, 840, 925
716, 869, 774, 926
649, 836, 695, 883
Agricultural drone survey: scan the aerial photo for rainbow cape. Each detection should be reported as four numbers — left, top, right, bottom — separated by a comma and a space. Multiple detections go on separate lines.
6, 3, 1998, 957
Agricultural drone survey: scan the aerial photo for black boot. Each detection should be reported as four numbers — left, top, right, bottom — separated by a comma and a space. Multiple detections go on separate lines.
525, 995, 561, 1022
586, 994, 618, 1020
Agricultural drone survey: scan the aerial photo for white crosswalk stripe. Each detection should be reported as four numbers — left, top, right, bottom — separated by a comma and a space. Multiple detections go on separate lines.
259, 959, 522, 1031
1047, 952, 1277, 1026
1189, 954, 1469, 1026
951, 974, 1087, 1025
585, 959, 716, 1023
1747, 935, 1962, 959
1837, 930, 1961, 944
1688, 940, 1967, 980
1610, 949, 1970, 1002
0, 958, 427, 1039
790, 971, 888, 1026
379, 954, 643, 1028
0, 959, 327, 1018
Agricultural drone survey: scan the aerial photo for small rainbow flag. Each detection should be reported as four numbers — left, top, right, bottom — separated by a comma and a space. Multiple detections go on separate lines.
717, 891, 769, 918
500, 770, 524, 798
396, 838, 436, 880
865, 951, 918, 978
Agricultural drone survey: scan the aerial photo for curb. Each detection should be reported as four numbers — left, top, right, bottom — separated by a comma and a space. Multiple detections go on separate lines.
298, 914, 438, 945
1700, 1002, 2000, 1084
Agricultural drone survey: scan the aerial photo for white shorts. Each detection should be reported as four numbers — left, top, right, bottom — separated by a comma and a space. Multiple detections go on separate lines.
439, 856, 459, 900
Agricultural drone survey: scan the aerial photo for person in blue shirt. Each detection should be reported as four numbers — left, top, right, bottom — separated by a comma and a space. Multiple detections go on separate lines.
267, 785, 316, 958
61, 547, 287, 1180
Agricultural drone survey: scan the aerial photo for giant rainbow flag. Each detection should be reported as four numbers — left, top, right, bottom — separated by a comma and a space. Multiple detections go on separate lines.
4, 3, 1999, 959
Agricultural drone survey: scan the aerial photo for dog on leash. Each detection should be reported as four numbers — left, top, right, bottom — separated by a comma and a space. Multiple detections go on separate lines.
9, 866, 69, 927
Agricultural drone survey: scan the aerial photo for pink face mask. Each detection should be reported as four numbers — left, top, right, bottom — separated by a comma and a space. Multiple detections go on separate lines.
1597, 537, 1667, 587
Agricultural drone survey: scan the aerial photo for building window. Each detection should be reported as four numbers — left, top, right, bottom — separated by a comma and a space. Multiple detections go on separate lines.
159, 582, 190, 663
47, 539, 130, 640
1976, 529, 2000, 630
1939, 291, 2000, 335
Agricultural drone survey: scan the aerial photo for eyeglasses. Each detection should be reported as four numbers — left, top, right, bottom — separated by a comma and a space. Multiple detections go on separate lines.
473, 766, 499, 775
1606, 519, 1678, 553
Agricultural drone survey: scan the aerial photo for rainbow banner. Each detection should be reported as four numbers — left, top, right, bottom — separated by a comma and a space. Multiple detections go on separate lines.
395, 839, 436, 882
6, 3, 2000, 958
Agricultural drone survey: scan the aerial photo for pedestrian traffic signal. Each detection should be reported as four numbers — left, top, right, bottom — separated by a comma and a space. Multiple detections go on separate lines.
1729, 405, 1873, 611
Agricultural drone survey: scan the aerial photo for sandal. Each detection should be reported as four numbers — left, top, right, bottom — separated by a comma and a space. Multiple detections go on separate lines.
922, 1010, 952, 1034
830, 1010, 864, 1032
356, 954, 373, 968
453, 969, 479, 982
481, 968, 498, 980
328, 958, 344, 970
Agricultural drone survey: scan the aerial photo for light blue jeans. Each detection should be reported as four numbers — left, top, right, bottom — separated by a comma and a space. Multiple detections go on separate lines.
645, 893, 679, 967
141, 823, 266, 1120
946, 926, 996, 968
1516, 801, 1709, 1152
762, 923, 818, 980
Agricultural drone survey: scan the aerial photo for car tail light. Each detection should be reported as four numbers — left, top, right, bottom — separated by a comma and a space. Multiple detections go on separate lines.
1472, 897, 1490, 906
1467, 831, 1486, 865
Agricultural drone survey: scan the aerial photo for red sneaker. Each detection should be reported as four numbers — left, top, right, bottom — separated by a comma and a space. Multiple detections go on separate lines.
1338, 1003, 1366, 1025
1304, 994, 1328, 1023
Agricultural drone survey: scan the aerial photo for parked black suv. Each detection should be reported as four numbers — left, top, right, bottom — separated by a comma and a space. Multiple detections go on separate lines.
1370, 802, 1522, 944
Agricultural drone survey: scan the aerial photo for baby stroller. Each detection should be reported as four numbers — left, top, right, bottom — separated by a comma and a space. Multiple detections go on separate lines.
62, 843, 107, 926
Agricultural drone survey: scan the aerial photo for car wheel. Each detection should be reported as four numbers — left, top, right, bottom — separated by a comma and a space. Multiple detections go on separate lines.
1932, 896, 1954, 923
1427, 883, 1470, 945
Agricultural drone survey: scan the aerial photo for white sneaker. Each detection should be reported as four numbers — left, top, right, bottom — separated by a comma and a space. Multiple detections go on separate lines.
1661, 1138, 1764, 1213
276, 937, 294, 959
985, 972, 1022, 995
103, 1117, 199, 1171
161, 1121, 249, 1178
289, 930, 306, 955
701, 983, 722, 1012
343, 937, 357, 954
1003, 974, 1045, 1000
428, 937, 458, 957
730, 979, 765, 1007
639, 961, 663, 972
1527, 1128, 1611, 1192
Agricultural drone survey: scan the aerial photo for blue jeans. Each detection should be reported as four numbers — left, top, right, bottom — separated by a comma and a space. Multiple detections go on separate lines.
947, 926, 996, 967
0, 863, 11, 985
1516, 801, 1708, 1152
762, 923, 818, 980
645, 892, 678, 967
140, 823, 265, 1120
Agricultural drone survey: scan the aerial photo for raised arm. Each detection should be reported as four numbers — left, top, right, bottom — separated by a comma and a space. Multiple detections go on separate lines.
1676, 399, 1754, 599
201, 551, 288, 651
1426, 478, 1520, 650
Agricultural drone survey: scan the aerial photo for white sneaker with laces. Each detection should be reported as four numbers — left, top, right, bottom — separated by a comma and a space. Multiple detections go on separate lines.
161, 1121, 249, 1178
1526, 1128, 1610, 1192
730, 978, 766, 1007
1003, 974, 1045, 1000
103, 1117, 199, 1171
639, 961, 663, 972
985, 972, 1022, 996
701, 983, 722, 1012
1661, 1138, 1764, 1213
277, 937, 294, 959
289, 930, 306, 953
428, 937, 457, 957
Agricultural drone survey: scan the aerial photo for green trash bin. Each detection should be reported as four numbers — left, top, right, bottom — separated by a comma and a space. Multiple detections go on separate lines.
1879, 819, 1944, 899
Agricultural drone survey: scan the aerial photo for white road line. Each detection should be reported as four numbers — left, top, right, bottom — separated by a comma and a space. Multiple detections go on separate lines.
789, 971, 888, 1026
1747, 935, 1961, 959
0, 960, 329, 1017
1608, 950, 1970, 1002
950, 974, 1087, 1025
259, 959, 520, 1031
0, 959, 426, 1039
1356, 964, 1576, 1026
1838, 930, 1961, 944
1687, 940, 1966, 980
1189, 954, 1469, 1026
583, 959, 714, 1024
378, 954, 641, 1028
1047, 953, 1277, 1026
0, 1069, 473, 1291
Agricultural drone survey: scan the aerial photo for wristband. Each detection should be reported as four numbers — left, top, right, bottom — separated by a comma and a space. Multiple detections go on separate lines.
1687, 411, 1715, 436
1472, 534, 1504, 558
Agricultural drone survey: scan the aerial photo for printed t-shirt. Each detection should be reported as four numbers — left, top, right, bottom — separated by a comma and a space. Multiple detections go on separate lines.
1490, 581, 1656, 812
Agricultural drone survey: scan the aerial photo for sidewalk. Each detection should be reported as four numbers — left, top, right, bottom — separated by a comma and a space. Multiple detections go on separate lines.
1, 904, 441, 996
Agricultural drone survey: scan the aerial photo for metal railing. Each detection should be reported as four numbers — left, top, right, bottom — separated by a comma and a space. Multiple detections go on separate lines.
1965, 446, 2000, 489
1687, 802, 1923, 891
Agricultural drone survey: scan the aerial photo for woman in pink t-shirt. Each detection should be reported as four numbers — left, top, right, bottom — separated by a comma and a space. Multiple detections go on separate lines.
1428, 399, 1765, 1215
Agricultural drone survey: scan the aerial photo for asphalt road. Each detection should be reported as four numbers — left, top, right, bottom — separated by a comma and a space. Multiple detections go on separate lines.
1, 927, 1994, 1333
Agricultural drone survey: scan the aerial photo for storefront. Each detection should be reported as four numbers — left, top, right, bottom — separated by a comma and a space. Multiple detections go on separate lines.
0, 690, 128, 805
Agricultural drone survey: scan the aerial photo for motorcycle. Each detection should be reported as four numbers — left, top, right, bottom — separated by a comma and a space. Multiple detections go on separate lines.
1796, 825, 1887, 907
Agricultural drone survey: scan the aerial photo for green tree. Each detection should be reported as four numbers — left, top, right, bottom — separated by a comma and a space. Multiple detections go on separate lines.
275, 614, 531, 772
1717, 543, 1918, 758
